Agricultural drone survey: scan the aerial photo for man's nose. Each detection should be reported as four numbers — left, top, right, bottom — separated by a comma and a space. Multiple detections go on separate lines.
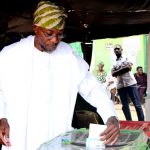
50, 36, 60, 43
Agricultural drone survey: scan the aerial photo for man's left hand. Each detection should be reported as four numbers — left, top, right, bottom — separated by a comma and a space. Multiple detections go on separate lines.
100, 116, 120, 145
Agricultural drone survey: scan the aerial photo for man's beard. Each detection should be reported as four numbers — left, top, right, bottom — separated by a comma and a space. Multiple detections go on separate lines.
116, 53, 121, 58
40, 43, 58, 53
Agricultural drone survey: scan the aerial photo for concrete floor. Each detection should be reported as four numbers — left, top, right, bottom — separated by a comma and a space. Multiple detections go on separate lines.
114, 103, 146, 121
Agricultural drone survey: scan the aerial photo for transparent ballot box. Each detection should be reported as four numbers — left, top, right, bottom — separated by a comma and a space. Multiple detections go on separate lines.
37, 128, 149, 150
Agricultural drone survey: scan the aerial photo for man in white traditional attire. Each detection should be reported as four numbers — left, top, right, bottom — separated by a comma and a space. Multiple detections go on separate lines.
0, 1, 120, 149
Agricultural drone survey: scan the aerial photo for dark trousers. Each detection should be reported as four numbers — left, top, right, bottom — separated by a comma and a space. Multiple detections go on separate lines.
118, 84, 144, 121
138, 87, 146, 104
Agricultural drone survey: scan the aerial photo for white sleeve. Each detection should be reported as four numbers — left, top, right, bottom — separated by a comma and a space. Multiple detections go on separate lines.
0, 75, 6, 119
78, 72, 118, 124
125, 56, 134, 65
0, 55, 7, 119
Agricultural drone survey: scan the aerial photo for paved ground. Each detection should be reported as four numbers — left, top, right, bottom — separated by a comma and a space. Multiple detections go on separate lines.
114, 103, 146, 121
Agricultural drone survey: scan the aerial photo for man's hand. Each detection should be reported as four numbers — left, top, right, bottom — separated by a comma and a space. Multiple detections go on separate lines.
0, 118, 11, 146
100, 116, 120, 145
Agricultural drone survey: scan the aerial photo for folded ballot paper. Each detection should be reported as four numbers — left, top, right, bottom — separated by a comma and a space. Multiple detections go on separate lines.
86, 123, 107, 150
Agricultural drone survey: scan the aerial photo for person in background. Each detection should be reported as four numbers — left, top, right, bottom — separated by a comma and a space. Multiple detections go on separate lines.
134, 66, 147, 104
111, 44, 144, 121
96, 61, 107, 83
106, 72, 120, 104
0, 1, 119, 150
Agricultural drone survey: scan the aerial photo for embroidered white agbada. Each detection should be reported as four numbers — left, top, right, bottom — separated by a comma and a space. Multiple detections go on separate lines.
0, 36, 117, 150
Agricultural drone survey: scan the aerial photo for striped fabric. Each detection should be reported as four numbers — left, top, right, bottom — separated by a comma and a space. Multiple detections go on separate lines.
33, 1, 67, 30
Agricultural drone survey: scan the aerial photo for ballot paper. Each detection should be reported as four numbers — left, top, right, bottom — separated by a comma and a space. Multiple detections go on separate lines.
88, 123, 107, 139
86, 123, 107, 150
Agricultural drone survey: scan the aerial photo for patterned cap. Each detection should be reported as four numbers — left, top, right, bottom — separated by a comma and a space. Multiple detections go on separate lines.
33, 1, 68, 30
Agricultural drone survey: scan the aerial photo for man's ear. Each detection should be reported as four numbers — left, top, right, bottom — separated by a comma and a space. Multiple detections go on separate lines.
32, 25, 38, 34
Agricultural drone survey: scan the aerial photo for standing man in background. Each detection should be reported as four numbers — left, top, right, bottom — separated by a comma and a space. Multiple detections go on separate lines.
111, 44, 144, 121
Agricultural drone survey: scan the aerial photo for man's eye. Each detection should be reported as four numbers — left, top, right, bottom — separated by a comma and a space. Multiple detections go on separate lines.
45, 33, 53, 37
